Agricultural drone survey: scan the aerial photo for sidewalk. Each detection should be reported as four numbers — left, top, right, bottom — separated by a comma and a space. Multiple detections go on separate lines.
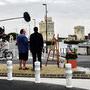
0, 77, 89, 90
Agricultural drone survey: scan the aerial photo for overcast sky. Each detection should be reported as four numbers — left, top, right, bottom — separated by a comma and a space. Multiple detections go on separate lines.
0, 0, 90, 37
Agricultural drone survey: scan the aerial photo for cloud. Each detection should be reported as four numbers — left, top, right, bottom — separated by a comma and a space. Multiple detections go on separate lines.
0, 0, 77, 4
0, 1, 6, 5
4, 0, 45, 3
5, 0, 28, 3
45, 0, 76, 4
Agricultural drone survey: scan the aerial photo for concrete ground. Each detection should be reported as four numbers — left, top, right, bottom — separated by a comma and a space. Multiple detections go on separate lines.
0, 77, 89, 90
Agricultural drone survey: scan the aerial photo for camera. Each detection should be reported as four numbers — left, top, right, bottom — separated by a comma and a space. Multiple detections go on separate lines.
0, 27, 5, 39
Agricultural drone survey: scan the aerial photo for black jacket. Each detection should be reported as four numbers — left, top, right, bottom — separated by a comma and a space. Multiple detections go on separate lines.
30, 32, 43, 53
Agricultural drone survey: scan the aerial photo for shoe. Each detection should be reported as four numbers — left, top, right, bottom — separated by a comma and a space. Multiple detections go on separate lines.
23, 67, 29, 70
19, 67, 22, 70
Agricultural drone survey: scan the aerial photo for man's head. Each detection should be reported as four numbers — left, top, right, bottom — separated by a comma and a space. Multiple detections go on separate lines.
34, 27, 38, 32
20, 29, 26, 35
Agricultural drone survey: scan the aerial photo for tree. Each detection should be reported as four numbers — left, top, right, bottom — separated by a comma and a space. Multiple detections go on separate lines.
7, 32, 18, 40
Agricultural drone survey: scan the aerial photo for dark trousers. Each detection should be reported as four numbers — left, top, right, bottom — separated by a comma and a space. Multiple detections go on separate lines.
32, 51, 42, 70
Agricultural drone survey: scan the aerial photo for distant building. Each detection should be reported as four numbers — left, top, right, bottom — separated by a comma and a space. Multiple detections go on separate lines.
74, 26, 85, 40
39, 17, 54, 41
68, 35, 77, 40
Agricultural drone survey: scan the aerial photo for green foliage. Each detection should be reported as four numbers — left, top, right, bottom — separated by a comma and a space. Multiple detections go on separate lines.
7, 32, 18, 40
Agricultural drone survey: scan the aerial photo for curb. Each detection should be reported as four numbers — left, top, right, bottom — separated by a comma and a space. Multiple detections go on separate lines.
0, 71, 90, 79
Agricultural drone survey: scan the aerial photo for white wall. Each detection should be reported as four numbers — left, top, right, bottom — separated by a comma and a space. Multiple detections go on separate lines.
77, 47, 87, 55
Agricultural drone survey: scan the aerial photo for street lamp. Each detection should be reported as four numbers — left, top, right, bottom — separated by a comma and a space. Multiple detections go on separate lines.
43, 3, 48, 53
33, 19, 36, 27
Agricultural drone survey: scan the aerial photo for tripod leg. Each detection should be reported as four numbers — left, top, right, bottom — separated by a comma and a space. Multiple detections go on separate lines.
52, 49, 55, 60
45, 49, 51, 66
56, 49, 60, 68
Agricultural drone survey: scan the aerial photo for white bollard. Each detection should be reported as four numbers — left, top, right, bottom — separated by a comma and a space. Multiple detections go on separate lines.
35, 61, 40, 83
65, 63, 72, 88
59, 59, 65, 68
7, 60, 13, 80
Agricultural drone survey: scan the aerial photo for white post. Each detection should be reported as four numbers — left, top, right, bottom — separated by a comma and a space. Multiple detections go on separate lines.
7, 60, 13, 80
65, 63, 72, 88
35, 61, 40, 83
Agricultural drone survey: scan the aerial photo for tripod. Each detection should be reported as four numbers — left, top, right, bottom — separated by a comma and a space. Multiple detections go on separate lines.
45, 34, 60, 67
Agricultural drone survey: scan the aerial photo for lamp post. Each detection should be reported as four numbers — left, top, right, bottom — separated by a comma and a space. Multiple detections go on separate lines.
33, 19, 36, 27
43, 3, 48, 53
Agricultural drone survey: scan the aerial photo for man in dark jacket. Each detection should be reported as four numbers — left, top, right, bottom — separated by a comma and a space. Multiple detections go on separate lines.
30, 27, 43, 71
